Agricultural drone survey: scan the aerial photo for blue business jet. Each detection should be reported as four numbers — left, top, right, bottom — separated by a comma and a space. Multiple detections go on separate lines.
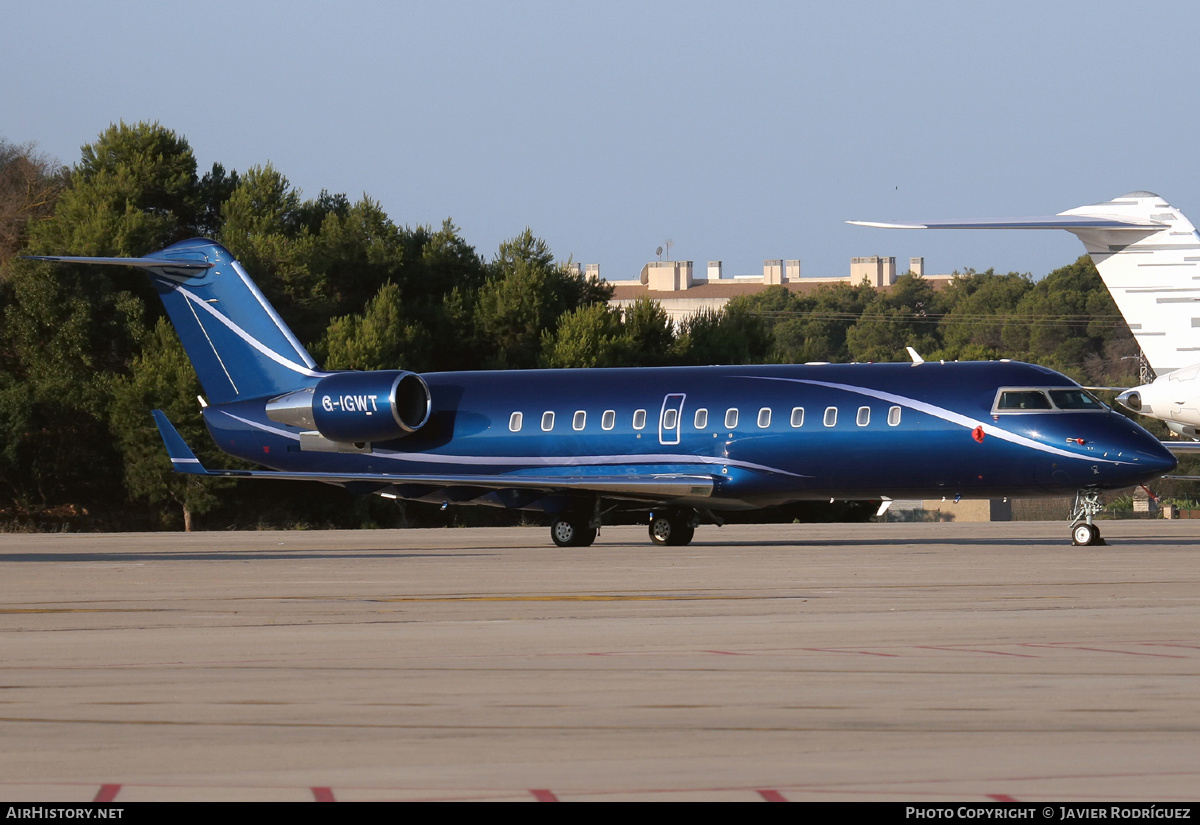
33, 239, 1176, 547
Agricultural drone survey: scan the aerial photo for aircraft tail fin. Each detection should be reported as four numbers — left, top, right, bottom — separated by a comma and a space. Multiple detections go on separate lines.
850, 192, 1200, 375
30, 239, 325, 403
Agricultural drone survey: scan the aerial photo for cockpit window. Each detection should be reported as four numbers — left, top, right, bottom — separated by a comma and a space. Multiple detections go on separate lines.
993, 387, 1108, 414
1048, 389, 1104, 410
996, 390, 1052, 411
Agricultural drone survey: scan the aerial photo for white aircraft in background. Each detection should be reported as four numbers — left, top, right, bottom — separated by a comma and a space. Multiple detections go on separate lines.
851, 192, 1200, 442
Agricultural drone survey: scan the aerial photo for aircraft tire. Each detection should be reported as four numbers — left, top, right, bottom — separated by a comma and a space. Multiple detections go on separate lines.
1071, 523, 1099, 546
648, 515, 695, 546
551, 517, 596, 547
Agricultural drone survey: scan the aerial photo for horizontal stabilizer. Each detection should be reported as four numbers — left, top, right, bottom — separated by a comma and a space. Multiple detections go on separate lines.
847, 215, 1164, 230
26, 254, 214, 270
34, 239, 322, 404
152, 410, 209, 475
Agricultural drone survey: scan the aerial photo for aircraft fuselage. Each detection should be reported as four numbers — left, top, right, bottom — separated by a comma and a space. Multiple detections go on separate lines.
203, 360, 1175, 512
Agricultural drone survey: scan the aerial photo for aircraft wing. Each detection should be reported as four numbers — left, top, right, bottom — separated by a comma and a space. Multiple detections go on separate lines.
152, 411, 714, 500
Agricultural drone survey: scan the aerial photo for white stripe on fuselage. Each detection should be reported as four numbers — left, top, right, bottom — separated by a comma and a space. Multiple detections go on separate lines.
740, 375, 1133, 464
214, 410, 810, 478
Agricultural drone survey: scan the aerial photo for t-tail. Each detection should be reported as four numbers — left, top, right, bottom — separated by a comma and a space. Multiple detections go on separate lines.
28, 238, 325, 403
849, 192, 1200, 376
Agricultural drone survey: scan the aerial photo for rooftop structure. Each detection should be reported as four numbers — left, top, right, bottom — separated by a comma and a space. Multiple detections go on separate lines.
604, 255, 953, 320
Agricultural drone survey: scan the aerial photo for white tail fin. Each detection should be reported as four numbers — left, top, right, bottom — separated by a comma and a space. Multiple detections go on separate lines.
850, 192, 1200, 374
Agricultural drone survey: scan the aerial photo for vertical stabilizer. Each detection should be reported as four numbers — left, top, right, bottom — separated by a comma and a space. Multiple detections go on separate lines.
849, 192, 1200, 373
29, 238, 325, 403
1057, 193, 1200, 374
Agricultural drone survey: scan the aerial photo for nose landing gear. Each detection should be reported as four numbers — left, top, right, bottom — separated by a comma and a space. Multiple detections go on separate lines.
1069, 490, 1107, 546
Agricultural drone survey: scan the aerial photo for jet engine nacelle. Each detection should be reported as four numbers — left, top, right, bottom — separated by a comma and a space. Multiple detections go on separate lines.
266, 370, 432, 443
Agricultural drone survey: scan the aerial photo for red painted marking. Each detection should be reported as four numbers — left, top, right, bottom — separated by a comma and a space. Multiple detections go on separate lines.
917, 645, 1039, 658
1021, 643, 1185, 658
988, 794, 1018, 802
799, 647, 900, 657
1139, 642, 1200, 651
93, 784, 120, 803
531, 789, 559, 802
312, 786, 336, 802
758, 789, 788, 802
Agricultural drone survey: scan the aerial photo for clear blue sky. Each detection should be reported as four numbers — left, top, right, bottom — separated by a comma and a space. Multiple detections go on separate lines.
6, 1, 1200, 282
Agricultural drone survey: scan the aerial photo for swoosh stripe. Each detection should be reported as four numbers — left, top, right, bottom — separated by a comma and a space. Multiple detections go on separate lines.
214, 410, 810, 478
169, 283, 329, 379
741, 375, 1131, 464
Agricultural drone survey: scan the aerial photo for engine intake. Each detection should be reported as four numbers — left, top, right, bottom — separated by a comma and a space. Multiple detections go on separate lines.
266, 370, 431, 443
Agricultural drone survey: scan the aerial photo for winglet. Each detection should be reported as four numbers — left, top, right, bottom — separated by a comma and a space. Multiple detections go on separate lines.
151, 410, 209, 475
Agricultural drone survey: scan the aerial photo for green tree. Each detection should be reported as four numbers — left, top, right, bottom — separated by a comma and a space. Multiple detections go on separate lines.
616, 297, 676, 366
319, 281, 434, 372
673, 304, 771, 365
219, 164, 327, 344
845, 274, 940, 362
936, 270, 1033, 358
27, 121, 200, 257
109, 318, 232, 530
475, 229, 612, 368
0, 258, 143, 514
744, 282, 876, 363
540, 302, 627, 368
1001, 256, 1132, 382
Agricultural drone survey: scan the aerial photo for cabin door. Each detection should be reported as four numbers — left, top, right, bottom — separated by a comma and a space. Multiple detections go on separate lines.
659, 393, 686, 445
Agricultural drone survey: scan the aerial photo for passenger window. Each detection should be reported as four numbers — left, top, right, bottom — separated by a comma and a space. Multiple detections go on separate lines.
633, 409, 647, 430
509, 412, 523, 432
757, 408, 771, 428
602, 410, 616, 430
541, 411, 555, 431
694, 408, 708, 429
572, 411, 586, 431
790, 407, 804, 427
888, 406, 901, 426
823, 407, 837, 427
856, 406, 870, 427
663, 408, 678, 430
725, 408, 738, 429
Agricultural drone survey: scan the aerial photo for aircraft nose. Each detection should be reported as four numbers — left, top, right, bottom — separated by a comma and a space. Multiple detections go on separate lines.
1116, 389, 1142, 413
1129, 435, 1178, 476
1147, 442, 1178, 475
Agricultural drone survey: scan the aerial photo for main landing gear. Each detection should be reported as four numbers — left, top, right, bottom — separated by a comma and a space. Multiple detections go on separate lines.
550, 515, 597, 547
1069, 490, 1106, 546
549, 507, 702, 547
648, 509, 697, 546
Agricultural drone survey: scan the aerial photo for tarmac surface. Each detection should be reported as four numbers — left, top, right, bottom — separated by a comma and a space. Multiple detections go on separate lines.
1, 520, 1198, 802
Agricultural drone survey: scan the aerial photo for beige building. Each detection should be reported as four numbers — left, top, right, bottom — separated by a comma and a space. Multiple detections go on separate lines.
606, 255, 952, 321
